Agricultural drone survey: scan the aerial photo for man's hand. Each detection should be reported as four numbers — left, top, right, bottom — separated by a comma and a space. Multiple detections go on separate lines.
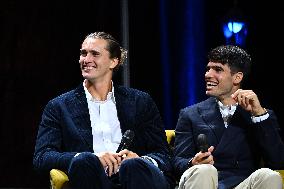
118, 149, 139, 160
95, 152, 122, 176
191, 146, 214, 165
231, 89, 267, 116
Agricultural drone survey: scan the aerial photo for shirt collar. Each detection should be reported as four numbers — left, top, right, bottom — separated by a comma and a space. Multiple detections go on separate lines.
83, 80, 116, 104
217, 99, 238, 117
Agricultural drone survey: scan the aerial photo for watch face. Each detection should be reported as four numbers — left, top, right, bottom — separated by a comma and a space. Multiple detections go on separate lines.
187, 157, 193, 167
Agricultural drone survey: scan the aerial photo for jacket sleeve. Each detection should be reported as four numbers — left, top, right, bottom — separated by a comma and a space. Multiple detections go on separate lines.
33, 99, 76, 172
132, 92, 174, 182
255, 109, 284, 169
173, 108, 196, 178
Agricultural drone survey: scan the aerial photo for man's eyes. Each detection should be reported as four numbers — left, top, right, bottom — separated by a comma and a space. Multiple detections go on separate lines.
205, 67, 223, 72
215, 67, 222, 72
91, 51, 100, 56
80, 50, 87, 56
80, 50, 100, 57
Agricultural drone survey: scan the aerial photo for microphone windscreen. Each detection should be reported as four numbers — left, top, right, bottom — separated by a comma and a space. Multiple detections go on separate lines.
116, 130, 135, 153
124, 130, 135, 142
197, 134, 209, 153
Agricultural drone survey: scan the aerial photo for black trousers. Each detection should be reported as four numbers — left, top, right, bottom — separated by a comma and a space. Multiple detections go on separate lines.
68, 152, 170, 189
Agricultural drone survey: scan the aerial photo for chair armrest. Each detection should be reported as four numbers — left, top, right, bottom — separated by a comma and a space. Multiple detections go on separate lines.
275, 170, 284, 189
50, 169, 69, 189
165, 129, 175, 145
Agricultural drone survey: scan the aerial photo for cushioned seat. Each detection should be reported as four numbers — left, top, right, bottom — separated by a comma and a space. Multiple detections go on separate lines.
49, 130, 284, 189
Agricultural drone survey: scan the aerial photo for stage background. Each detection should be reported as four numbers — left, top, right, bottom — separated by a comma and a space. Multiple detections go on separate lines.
1, 0, 283, 187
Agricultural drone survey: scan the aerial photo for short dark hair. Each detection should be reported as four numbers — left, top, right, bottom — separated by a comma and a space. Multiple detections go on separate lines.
208, 45, 251, 79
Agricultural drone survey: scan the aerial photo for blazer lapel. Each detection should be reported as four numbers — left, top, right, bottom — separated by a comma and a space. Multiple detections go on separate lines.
213, 106, 252, 156
199, 98, 226, 144
66, 84, 93, 150
114, 86, 136, 134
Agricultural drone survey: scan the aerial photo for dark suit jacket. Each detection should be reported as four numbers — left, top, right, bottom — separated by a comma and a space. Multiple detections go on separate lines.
33, 83, 173, 184
173, 97, 284, 189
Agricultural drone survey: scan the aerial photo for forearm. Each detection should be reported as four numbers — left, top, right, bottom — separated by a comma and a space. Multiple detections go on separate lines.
255, 112, 284, 168
33, 150, 76, 172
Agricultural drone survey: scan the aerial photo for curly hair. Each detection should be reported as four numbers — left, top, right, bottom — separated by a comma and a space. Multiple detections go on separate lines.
208, 45, 251, 79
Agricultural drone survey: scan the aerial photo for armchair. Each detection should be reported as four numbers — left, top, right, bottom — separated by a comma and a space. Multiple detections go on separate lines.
49, 130, 175, 189
49, 130, 284, 189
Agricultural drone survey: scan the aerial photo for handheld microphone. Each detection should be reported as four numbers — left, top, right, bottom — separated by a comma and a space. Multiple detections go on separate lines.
197, 134, 209, 153
116, 130, 135, 153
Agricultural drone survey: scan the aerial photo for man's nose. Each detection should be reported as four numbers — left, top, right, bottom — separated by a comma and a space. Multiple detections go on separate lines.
83, 53, 93, 63
205, 68, 215, 77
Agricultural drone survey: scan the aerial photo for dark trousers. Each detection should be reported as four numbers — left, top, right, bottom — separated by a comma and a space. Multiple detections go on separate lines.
68, 152, 170, 189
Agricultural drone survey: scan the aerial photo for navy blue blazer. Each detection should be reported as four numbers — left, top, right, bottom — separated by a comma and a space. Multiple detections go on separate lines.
173, 97, 284, 189
33, 84, 173, 181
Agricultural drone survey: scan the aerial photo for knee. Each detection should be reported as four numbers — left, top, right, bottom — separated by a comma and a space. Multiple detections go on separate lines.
192, 164, 217, 176
179, 164, 218, 188
69, 152, 97, 171
119, 158, 155, 176
119, 158, 142, 173
256, 168, 282, 184
181, 164, 217, 180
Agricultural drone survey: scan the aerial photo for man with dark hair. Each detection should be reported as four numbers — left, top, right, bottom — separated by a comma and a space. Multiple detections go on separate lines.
173, 45, 284, 189
33, 32, 174, 189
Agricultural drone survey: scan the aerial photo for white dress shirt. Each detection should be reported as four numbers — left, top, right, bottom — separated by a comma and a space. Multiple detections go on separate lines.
217, 100, 269, 128
81, 81, 158, 167
83, 81, 122, 153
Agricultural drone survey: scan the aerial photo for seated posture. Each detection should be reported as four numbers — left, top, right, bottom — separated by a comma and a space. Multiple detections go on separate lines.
33, 32, 174, 189
173, 45, 284, 189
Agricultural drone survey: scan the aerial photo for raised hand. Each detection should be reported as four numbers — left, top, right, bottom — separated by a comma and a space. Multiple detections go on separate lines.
231, 89, 267, 116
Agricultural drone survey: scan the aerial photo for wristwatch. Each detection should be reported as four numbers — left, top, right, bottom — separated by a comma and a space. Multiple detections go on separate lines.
187, 157, 194, 168
141, 156, 158, 167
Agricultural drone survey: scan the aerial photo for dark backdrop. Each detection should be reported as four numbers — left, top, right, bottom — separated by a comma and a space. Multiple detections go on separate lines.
1, 0, 283, 187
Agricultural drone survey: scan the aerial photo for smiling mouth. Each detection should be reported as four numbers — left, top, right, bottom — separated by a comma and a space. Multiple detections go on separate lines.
82, 66, 95, 71
206, 81, 218, 89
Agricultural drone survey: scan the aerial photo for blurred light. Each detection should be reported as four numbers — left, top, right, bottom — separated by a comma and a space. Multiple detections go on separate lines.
223, 24, 233, 38
222, 6, 248, 47
228, 21, 244, 33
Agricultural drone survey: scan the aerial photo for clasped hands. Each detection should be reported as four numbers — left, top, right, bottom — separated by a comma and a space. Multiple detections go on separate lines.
96, 149, 139, 176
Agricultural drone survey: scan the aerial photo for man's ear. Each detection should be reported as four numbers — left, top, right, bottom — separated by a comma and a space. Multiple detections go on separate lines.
110, 58, 119, 69
233, 72, 243, 84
